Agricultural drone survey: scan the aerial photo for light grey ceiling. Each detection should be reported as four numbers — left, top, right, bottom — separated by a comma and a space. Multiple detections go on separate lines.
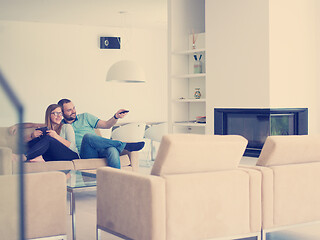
0, 0, 167, 28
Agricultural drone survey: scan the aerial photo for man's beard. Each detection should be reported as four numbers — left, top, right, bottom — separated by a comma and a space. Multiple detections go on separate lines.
64, 114, 76, 121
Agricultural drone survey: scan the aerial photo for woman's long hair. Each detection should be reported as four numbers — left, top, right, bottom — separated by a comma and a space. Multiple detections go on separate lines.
45, 104, 63, 135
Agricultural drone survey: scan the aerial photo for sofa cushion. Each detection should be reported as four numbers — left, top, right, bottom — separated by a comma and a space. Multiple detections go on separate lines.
257, 135, 320, 167
22, 161, 75, 174
73, 155, 131, 171
151, 134, 248, 176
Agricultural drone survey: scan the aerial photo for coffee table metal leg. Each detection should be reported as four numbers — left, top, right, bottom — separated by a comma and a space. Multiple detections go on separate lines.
69, 191, 72, 215
71, 191, 76, 240
96, 227, 101, 240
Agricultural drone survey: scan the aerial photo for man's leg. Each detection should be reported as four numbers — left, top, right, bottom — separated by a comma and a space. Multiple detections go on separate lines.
98, 147, 121, 169
80, 133, 126, 158
80, 134, 100, 159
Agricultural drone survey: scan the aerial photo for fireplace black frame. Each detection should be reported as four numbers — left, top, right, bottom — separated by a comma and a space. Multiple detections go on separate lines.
214, 108, 308, 157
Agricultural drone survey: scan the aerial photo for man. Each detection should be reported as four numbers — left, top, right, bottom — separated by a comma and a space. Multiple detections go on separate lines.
57, 99, 144, 169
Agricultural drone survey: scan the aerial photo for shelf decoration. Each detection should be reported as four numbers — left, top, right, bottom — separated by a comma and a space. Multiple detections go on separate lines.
192, 29, 198, 49
196, 116, 206, 124
194, 88, 201, 99
193, 54, 203, 73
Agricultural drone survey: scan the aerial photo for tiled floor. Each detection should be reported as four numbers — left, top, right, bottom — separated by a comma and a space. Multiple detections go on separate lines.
66, 156, 320, 240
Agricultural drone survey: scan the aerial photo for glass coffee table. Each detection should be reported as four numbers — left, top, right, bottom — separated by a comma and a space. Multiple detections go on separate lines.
62, 170, 97, 240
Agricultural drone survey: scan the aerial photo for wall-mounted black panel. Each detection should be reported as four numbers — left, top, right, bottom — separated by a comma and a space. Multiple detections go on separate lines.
100, 37, 121, 49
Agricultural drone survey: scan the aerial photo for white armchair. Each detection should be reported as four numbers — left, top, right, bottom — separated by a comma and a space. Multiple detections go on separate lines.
144, 122, 167, 161
0, 171, 67, 240
111, 122, 146, 142
96, 134, 261, 240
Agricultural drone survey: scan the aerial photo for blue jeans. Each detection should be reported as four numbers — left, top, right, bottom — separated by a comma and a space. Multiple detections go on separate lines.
80, 133, 126, 169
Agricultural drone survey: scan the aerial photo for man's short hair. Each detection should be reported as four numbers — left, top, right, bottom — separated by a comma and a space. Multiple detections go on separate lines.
57, 99, 71, 110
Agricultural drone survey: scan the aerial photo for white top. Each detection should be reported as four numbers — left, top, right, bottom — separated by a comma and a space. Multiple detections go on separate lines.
60, 124, 79, 154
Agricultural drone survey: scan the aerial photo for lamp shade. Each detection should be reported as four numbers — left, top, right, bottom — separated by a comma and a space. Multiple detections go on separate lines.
106, 60, 145, 83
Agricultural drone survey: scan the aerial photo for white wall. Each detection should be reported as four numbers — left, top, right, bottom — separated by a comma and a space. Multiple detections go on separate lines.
206, 0, 270, 134
269, 0, 320, 134
206, 0, 320, 134
0, 20, 167, 127
317, 0, 320, 135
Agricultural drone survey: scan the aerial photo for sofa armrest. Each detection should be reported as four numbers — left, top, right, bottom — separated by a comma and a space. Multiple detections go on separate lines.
97, 167, 165, 240
23, 161, 75, 174
0, 147, 13, 175
24, 171, 67, 239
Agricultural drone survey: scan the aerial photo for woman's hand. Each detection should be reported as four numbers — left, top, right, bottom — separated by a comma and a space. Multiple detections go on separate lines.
31, 130, 43, 139
8, 125, 18, 135
46, 130, 59, 139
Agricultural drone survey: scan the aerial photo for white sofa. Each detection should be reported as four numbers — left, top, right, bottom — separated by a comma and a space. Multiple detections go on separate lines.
0, 126, 139, 174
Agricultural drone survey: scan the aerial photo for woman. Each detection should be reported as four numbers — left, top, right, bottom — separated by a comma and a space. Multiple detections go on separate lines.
26, 104, 79, 161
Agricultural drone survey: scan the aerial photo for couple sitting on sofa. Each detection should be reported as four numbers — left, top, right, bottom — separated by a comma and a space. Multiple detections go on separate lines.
10, 98, 145, 169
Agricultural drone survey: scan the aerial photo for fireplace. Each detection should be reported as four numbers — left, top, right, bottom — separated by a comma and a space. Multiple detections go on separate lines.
214, 108, 308, 157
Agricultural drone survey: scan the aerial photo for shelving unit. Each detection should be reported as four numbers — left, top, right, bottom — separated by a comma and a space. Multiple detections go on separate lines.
173, 73, 206, 79
170, 33, 206, 134
174, 98, 206, 103
174, 48, 206, 55
173, 122, 206, 127
168, 0, 205, 134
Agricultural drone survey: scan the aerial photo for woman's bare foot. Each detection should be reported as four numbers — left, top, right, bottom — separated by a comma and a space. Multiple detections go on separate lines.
29, 156, 45, 162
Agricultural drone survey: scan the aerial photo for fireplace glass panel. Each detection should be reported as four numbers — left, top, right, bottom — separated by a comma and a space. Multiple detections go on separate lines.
215, 108, 307, 157
270, 114, 295, 136
226, 113, 295, 149
226, 113, 269, 149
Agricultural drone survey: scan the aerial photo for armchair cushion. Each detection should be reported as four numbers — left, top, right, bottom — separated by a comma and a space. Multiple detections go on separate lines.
151, 134, 248, 176
164, 169, 261, 239
257, 135, 320, 166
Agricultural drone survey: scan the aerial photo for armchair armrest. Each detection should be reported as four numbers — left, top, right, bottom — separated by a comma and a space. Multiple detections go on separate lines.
97, 167, 165, 240
240, 164, 276, 229
24, 171, 67, 239
0, 147, 13, 175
